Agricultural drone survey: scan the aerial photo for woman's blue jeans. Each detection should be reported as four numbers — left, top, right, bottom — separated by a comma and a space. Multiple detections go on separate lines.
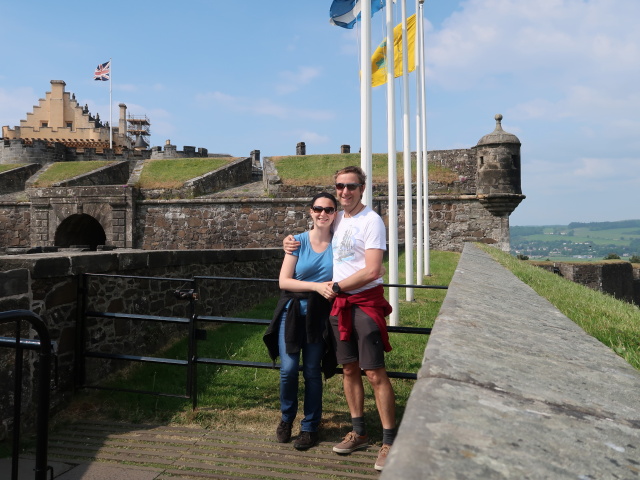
278, 305, 324, 433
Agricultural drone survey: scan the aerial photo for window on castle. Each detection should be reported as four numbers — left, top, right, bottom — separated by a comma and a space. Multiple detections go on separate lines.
479, 156, 484, 166
66, 122, 73, 129
41, 122, 48, 128
512, 155, 520, 169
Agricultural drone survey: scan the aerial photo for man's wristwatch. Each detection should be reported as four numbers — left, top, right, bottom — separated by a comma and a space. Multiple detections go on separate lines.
332, 282, 341, 293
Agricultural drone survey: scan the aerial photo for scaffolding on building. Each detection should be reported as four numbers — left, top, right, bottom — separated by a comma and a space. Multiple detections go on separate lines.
127, 114, 150, 149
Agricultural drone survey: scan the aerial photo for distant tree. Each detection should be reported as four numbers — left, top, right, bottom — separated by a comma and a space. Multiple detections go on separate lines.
516, 254, 529, 260
604, 253, 621, 260
629, 255, 640, 264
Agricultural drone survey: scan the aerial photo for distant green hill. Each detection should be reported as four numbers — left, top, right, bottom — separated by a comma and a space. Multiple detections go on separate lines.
511, 220, 640, 261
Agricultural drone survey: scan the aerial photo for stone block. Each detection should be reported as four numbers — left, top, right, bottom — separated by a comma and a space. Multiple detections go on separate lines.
45, 281, 76, 309
0, 269, 29, 297
70, 253, 119, 274
32, 256, 71, 278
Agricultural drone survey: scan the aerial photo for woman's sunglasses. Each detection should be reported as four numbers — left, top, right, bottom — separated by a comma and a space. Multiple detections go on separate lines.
311, 206, 336, 214
335, 183, 362, 191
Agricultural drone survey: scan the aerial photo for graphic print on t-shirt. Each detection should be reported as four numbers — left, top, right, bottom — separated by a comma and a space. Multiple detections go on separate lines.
334, 223, 360, 264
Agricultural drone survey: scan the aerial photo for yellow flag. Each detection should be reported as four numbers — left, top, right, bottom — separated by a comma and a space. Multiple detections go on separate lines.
371, 14, 416, 87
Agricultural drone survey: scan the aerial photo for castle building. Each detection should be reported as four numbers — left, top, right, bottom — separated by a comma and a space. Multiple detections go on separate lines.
0, 113, 524, 254
1, 80, 132, 153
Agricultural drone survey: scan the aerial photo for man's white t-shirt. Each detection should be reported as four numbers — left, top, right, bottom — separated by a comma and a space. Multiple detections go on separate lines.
331, 206, 387, 294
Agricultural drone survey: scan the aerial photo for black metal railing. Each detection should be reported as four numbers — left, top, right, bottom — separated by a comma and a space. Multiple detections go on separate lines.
77, 273, 447, 409
0, 310, 56, 480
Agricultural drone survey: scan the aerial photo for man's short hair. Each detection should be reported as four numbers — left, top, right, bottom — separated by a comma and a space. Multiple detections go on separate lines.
334, 165, 367, 185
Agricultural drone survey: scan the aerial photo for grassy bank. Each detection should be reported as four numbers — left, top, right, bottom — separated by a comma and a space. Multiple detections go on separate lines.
479, 244, 640, 370
32, 161, 114, 187
0, 164, 21, 174
136, 158, 234, 189
271, 154, 458, 187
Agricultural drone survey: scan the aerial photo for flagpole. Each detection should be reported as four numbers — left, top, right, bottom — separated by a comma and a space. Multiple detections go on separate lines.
419, 1, 430, 275
361, 0, 373, 206
415, 0, 424, 285
109, 57, 113, 150
384, 1, 399, 326
401, 0, 414, 301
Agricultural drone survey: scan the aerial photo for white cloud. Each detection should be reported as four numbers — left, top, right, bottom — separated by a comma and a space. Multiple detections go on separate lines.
276, 66, 322, 95
429, 0, 640, 89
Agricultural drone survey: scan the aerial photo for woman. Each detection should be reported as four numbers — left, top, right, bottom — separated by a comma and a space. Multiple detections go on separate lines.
263, 192, 338, 451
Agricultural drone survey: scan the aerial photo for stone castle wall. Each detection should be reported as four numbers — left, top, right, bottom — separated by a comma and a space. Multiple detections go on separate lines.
135, 195, 506, 252
0, 202, 30, 248
0, 139, 151, 164
0, 248, 282, 441
534, 261, 639, 305
0, 163, 41, 194
150, 144, 211, 159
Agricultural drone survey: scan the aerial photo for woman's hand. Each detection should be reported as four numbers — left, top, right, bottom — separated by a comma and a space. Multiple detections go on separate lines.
317, 281, 336, 300
283, 235, 300, 255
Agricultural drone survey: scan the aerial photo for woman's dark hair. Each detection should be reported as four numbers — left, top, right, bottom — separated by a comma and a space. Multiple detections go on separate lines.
309, 191, 338, 209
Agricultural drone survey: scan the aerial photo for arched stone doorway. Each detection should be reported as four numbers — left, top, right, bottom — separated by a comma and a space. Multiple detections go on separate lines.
54, 214, 106, 250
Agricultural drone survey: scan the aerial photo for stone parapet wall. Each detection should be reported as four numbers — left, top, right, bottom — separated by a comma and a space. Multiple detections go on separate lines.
428, 195, 507, 251
150, 144, 226, 159
0, 248, 282, 441
0, 164, 41, 194
428, 148, 477, 194
533, 261, 638, 305
135, 195, 506, 252
384, 244, 640, 479
0, 203, 30, 249
136, 198, 309, 250
0, 139, 150, 165
1, 139, 65, 164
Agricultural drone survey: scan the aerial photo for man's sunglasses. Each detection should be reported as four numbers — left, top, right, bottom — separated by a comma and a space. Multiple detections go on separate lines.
335, 183, 363, 191
311, 206, 336, 214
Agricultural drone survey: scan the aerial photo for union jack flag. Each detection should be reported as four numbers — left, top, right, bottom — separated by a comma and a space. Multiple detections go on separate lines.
94, 61, 110, 81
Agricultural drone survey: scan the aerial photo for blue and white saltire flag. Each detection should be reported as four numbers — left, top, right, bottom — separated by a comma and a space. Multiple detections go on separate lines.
330, 0, 386, 29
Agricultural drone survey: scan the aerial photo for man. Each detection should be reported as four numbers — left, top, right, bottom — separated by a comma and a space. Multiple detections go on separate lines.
285, 166, 396, 471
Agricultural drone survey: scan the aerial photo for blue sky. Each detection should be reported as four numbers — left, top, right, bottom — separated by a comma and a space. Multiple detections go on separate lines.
1, 0, 639, 226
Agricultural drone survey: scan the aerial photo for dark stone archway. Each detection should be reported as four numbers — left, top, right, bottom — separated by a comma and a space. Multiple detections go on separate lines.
54, 214, 106, 250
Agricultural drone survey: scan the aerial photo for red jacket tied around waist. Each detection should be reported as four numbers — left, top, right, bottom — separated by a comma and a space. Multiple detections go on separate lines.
330, 285, 393, 352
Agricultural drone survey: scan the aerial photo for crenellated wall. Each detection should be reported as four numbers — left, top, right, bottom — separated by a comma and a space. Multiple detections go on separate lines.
0, 139, 151, 164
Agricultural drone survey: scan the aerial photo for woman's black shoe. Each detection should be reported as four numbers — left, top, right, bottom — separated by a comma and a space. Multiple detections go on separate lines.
276, 421, 292, 443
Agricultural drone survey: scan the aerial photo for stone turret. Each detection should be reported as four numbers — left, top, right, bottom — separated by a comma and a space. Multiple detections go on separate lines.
474, 114, 525, 216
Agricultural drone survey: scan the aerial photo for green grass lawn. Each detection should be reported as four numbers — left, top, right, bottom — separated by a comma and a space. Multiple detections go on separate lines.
0, 164, 21, 174
137, 158, 234, 189
272, 154, 458, 187
32, 161, 114, 187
